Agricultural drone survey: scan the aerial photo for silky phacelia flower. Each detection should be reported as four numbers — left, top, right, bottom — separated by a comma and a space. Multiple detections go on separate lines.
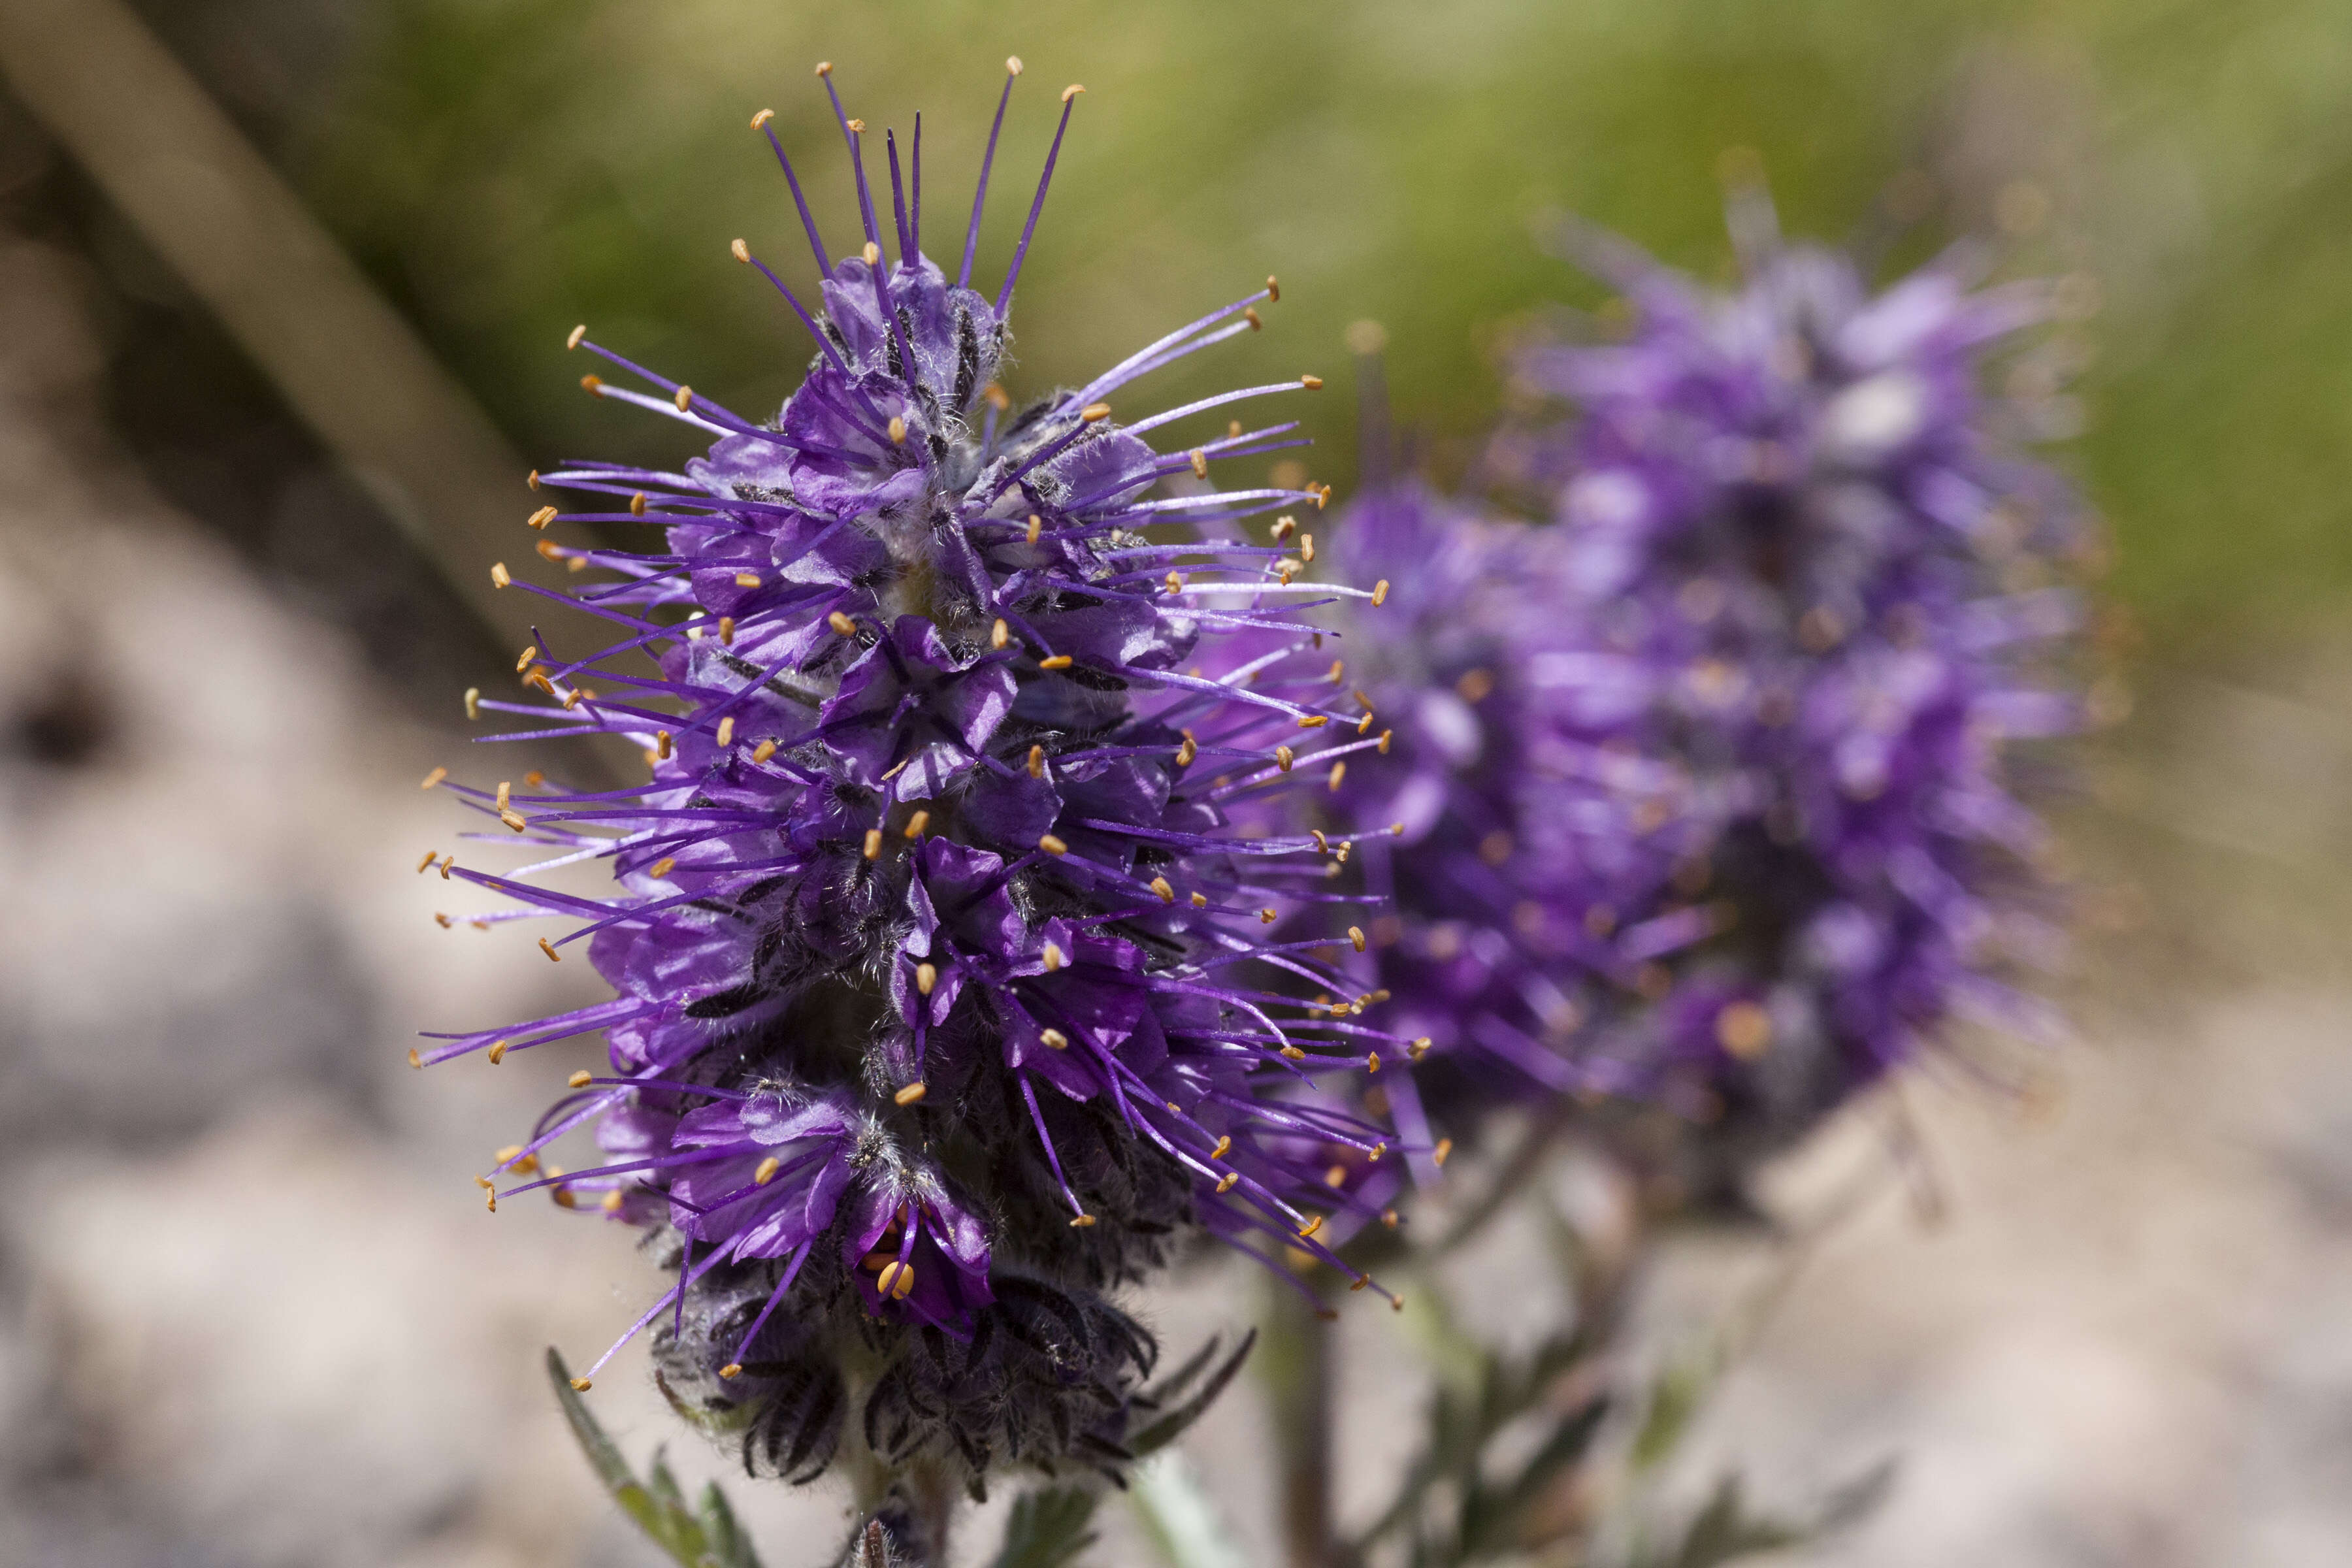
1332, 195, 2085, 1167
415, 61, 1400, 1492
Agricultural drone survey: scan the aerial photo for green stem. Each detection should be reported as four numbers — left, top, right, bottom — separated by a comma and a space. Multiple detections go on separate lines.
1261, 1271, 1337, 1568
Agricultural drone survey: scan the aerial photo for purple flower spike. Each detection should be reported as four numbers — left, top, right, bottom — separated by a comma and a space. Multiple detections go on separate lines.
423, 61, 1405, 1492
1330, 193, 2088, 1176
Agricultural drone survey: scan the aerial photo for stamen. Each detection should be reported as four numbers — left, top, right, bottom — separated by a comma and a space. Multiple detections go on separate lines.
719, 615, 735, 645
1043, 942, 1064, 971
915, 963, 937, 996
1348, 926, 1367, 952
489, 564, 510, 589
755, 1156, 782, 1184
1040, 1028, 1069, 1049
487, 1040, 510, 1064
1211, 1135, 1232, 1160
894, 1081, 927, 1106
1026, 514, 1042, 544
528, 506, 557, 530
1039, 655, 1072, 670
569, 1070, 593, 1088
1039, 834, 1069, 855
752, 740, 777, 763
1301, 374, 1324, 391
649, 857, 677, 877
1151, 877, 1175, 902
903, 810, 930, 839
1328, 760, 1347, 792
1027, 744, 1045, 779
566, 323, 587, 350
1432, 1137, 1452, 1167
992, 618, 1010, 649
672, 385, 693, 412
1372, 579, 1390, 605
1069, 1214, 1096, 1228
829, 612, 857, 636
863, 829, 883, 860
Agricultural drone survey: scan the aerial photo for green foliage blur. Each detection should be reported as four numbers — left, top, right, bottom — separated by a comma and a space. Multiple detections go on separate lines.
295, 0, 2352, 639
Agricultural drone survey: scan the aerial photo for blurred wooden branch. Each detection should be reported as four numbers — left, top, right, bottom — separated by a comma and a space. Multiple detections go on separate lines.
0, 0, 528, 638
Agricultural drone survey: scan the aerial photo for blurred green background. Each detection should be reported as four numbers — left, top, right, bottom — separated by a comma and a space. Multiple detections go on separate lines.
33, 0, 2352, 664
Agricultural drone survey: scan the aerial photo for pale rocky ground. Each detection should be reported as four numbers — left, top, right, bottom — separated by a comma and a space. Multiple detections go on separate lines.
1, 234, 2348, 1568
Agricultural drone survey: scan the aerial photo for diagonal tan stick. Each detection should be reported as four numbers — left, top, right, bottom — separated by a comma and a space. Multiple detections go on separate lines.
0, 0, 530, 637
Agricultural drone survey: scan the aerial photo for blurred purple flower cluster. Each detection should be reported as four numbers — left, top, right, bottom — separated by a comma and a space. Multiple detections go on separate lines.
1331, 197, 2086, 1164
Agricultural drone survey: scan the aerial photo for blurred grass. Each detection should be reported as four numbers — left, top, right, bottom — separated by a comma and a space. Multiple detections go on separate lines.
290, 0, 2352, 640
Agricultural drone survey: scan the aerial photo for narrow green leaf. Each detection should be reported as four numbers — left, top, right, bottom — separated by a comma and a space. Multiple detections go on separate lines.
988, 1486, 1100, 1568
701, 1479, 764, 1568
1129, 1329, 1256, 1458
1128, 1451, 1250, 1568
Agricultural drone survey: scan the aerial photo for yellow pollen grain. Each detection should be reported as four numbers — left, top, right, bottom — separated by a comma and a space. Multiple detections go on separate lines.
630, 492, 648, 516
992, 618, 1009, 649
1378, 729, 1394, 754
887, 414, 907, 444
1177, 733, 1197, 766
903, 809, 930, 840
1367, 1051, 1381, 1073
434, 913, 452, 928
1026, 514, 1043, 544
1328, 760, 1347, 792
1216, 1173, 1239, 1193
528, 505, 557, 530
539, 938, 562, 962
500, 809, 527, 832
1271, 515, 1296, 541
1716, 1000, 1774, 1059
600, 1190, 624, 1212
1080, 401, 1111, 422
1348, 926, 1367, 953
863, 828, 883, 860
734, 571, 762, 588
1432, 1137, 1453, 1168
862, 240, 880, 265
1069, 1213, 1096, 1228
1190, 892, 1208, 909
1266, 275, 1281, 301
1039, 834, 1069, 857
718, 615, 736, 645
894, 1082, 928, 1107
1275, 745, 1294, 771
1151, 877, 1174, 903
486, 1039, 510, 1065
496, 780, 512, 809
1325, 1165, 1347, 1188
1262, 908, 1280, 925
1212, 1135, 1235, 1160
1244, 308, 1262, 331
731, 236, 753, 263
1043, 942, 1064, 972
1165, 570, 1185, 595
1409, 1037, 1432, 1060
408, 1047, 423, 1068
527, 469, 540, 489
1040, 1028, 1069, 1050
1300, 534, 1316, 563
656, 730, 674, 760
715, 716, 735, 747
580, 374, 604, 396
566, 323, 587, 350
828, 611, 857, 635
719, 1361, 743, 1379
648, 857, 678, 879
751, 739, 777, 764
1298, 1215, 1324, 1239
1298, 713, 1328, 728
417, 849, 440, 873
915, 962, 937, 996
489, 563, 511, 589
1026, 744, 1045, 779
1039, 655, 1073, 670
569, 1070, 593, 1088
754, 1156, 782, 1185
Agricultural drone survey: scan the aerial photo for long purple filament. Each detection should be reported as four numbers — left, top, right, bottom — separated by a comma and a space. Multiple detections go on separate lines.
960, 70, 1017, 289
996, 91, 1079, 314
